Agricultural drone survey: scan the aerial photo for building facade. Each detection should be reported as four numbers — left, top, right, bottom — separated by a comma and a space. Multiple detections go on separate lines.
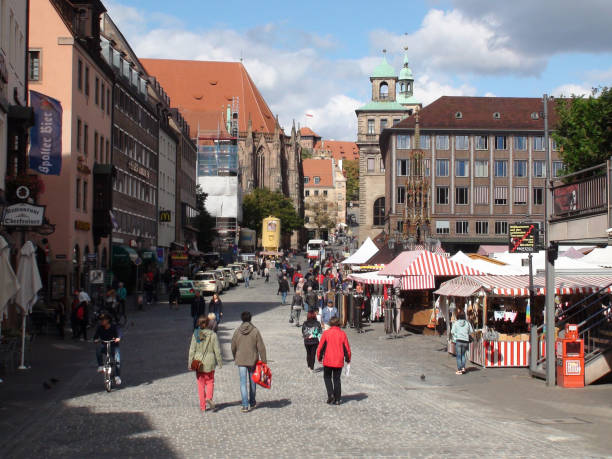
356, 52, 421, 243
303, 158, 345, 239
380, 96, 561, 252
28, 0, 113, 292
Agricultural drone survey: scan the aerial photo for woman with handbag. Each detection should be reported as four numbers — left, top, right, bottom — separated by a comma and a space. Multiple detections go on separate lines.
451, 310, 473, 375
188, 315, 222, 412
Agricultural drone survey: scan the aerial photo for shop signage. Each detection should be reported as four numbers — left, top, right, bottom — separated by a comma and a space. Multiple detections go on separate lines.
2, 203, 45, 226
553, 183, 578, 215
128, 160, 151, 180
508, 223, 538, 253
74, 220, 91, 231
29, 90, 62, 175
89, 269, 105, 284
159, 210, 171, 222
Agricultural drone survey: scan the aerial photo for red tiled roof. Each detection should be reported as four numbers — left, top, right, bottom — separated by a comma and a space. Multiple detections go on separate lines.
141, 59, 277, 135
314, 140, 359, 161
300, 127, 319, 138
303, 158, 333, 188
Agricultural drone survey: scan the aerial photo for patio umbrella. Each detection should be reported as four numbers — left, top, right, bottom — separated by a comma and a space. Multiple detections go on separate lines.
0, 236, 19, 338
13, 241, 42, 369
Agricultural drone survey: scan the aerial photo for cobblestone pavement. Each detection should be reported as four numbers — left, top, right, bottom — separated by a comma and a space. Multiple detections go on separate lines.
2, 271, 612, 458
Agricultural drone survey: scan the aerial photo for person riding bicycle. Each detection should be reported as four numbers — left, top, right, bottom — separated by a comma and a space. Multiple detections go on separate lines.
93, 313, 122, 386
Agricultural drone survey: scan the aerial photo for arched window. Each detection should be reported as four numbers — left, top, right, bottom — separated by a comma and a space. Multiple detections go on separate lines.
373, 197, 385, 226
379, 82, 389, 100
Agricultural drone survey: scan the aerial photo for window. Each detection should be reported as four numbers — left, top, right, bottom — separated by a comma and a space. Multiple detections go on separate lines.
495, 221, 508, 235
513, 187, 528, 205
106, 88, 111, 115
494, 186, 508, 205
436, 186, 449, 205
380, 158, 385, 172
397, 159, 409, 176
85, 66, 89, 96
367, 158, 375, 172
397, 186, 406, 204
475, 186, 489, 205
419, 135, 430, 149
513, 160, 527, 177
314, 190, 319, 196
83, 124, 88, 155
495, 135, 507, 150
514, 136, 527, 150
77, 59, 83, 91
436, 135, 449, 150
533, 160, 546, 178
367, 119, 375, 134
494, 160, 507, 177
474, 160, 488, 177
533, 187, 544, 205
314, 176, 320, 184
397, 135, 410, 149
455, 187, 469, 205
393, 118, 401, 126
380, 119, 388, 131
303, 177, 309, 184
455, 135, 469, 150
533, 136, 545, 151
456, 221, 469, 234
455, 159, 469, 177
76, 118, 82, 151
552, 138, 559, 151
323, 190, 328, 197
436, 159, 449, 177
101, 83, 105, 110
379, 82, 389, 99
436, 220, 450, 234
83, 181, 88, 211
76, 178, 81, 209
28, 50, 40, 81
475, 135, 488, 150
553, 161, 564, 177
476, 221, 489, 234
424, 159, 431, 177
304, 216, 310, 223
373, 197, 385, 226
94, 131, 98, 161
94, 77, 99, 105
106, 140, 110, 163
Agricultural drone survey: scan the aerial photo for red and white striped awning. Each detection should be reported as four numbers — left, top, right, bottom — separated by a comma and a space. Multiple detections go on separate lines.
402, 275, 436, 290
347, 271, 399, 286
379, 250, 482, 277
434, 276, 483, 297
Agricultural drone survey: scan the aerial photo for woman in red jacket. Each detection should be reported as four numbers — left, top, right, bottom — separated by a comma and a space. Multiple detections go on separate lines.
316, 316, 351, 405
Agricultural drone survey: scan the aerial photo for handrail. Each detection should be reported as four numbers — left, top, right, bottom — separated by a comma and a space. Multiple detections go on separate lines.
558, 289, 612, 327
551, 162, 606, 183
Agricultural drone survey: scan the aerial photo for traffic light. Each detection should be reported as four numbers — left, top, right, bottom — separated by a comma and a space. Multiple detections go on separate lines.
547, 242, 559, 264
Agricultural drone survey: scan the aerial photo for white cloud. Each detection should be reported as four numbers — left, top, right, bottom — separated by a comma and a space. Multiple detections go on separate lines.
415, 75, 477, 105
551, 84, 593, 98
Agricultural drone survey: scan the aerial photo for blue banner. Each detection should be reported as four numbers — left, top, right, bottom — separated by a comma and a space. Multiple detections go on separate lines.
29, 90, 62, 175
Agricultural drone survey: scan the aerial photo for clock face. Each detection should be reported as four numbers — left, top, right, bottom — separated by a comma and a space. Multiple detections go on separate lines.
16, 185, 30, 200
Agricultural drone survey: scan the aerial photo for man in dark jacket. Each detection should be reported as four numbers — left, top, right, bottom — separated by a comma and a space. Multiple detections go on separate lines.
305, 286, 318, 313
190, 290, 206, 329
231, 311, 267, 412
278, 275, 290, 305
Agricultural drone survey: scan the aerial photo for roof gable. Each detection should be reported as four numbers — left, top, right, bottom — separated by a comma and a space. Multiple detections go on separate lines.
303, 158, 333, 188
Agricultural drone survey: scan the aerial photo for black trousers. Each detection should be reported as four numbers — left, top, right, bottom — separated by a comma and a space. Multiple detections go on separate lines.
323, 366, 342, 401
305, 342, 318, 369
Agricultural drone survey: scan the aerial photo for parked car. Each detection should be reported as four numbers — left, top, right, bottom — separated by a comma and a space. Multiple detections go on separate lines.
192, 271, 221, 295
228, 264, 244, 281
221, 267, 238, 286
214, 269, 229, 290
176, 280, 196, 303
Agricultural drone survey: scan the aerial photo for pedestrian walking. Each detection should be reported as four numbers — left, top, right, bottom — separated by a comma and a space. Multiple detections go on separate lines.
189, 315, 222, 412
321, 299, 338, 330
302, 311, 322, 372
191, 290, 207, 330
264, 266, 270, 283
451, 310, 473, 375
278, 275, 290, 305
231, 311, 267, 413
290, 292, 304, 326
295, 277, 305, 296
206, 312, 218, 333
116, 282, 127, 318
243, 266, 250, 288
317, 317, 351, 405
209, 293, 223, 323
305, 286, 317, 313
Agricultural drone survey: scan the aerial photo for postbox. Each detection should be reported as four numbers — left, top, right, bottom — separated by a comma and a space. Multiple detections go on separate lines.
555, 324, 584, 388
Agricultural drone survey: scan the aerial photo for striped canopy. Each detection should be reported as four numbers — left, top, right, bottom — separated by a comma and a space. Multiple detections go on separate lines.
402, 275, 436, 290
347, 271, 399, 286
379, 250, 482, 277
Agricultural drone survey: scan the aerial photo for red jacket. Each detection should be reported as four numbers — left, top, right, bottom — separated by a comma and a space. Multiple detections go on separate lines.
317, 326, 351, 368
292, 272, 303, 285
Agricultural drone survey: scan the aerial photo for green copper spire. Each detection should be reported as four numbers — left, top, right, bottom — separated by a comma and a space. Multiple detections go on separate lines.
371, 50, 396, 79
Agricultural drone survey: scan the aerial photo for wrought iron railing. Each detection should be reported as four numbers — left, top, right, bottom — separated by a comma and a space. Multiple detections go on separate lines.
551, 162, 608, 220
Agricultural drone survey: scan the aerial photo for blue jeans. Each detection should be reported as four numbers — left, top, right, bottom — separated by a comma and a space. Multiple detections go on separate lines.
96, 345, 121, 377
244, 277, 250, 288
281, 291, 287, 304
239, 366, 257, 407
455, 341, 469, 371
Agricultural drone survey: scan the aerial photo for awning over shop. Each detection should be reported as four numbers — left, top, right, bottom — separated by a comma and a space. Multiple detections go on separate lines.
347, 271, 399, 286
379, 250, 482, 277
112, 245, 139, 264
401, 275, 435, 290
341, 237, 379, 264
434, 276, 483, 297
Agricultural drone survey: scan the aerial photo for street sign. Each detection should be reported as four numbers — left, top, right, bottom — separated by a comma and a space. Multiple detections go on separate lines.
89, 269, 105, 284
508, 223, 539, 253
133, 256, 143, 266
1, 203, 45, 226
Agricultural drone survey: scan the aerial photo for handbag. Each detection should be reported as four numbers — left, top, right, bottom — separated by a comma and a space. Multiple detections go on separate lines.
251, 360, 272, 389
190, 333, 211, 372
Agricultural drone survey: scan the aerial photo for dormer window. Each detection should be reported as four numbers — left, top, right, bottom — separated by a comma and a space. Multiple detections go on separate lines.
493, 112, 501, 119
379, 82, 389, 100
455, 111, 463, 119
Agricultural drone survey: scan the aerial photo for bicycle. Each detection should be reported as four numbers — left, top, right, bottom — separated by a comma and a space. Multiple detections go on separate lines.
98, 339, 119, 392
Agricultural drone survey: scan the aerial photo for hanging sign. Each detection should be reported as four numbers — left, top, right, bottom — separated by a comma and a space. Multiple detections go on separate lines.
2, 203, 45, 226
29, 90, 62, 175
159, 210, 171, 222
508, 223, 538, 253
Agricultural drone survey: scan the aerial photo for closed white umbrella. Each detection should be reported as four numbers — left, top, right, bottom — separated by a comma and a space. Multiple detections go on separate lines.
0, 236, 19, 325
13, 241, 42, 369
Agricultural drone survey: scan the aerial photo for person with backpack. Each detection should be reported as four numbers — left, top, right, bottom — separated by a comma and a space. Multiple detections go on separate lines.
189, 315, 222, 412
451, 310, 474, 375
317, 317, 351, 405
302, 311, 322, 373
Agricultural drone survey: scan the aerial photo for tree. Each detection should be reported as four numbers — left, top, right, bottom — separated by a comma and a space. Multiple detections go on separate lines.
242, 188, 303, 239
194, 185, 217, 251
305, 195, 337, 238
552, 87, 612, 174
301, 148, 313, 159
343, 159, 359, 201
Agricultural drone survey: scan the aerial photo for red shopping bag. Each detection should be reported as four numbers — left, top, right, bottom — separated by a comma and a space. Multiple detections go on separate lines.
251, 360, 272, 389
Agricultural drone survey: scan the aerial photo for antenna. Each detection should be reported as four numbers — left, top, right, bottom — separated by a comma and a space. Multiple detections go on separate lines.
240, 50, 243, 62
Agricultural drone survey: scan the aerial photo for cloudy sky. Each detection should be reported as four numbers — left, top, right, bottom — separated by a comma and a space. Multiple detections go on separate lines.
107, 0, 612, 140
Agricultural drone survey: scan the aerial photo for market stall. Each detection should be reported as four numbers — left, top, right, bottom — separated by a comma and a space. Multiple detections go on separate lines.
436, 274, 612, 368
